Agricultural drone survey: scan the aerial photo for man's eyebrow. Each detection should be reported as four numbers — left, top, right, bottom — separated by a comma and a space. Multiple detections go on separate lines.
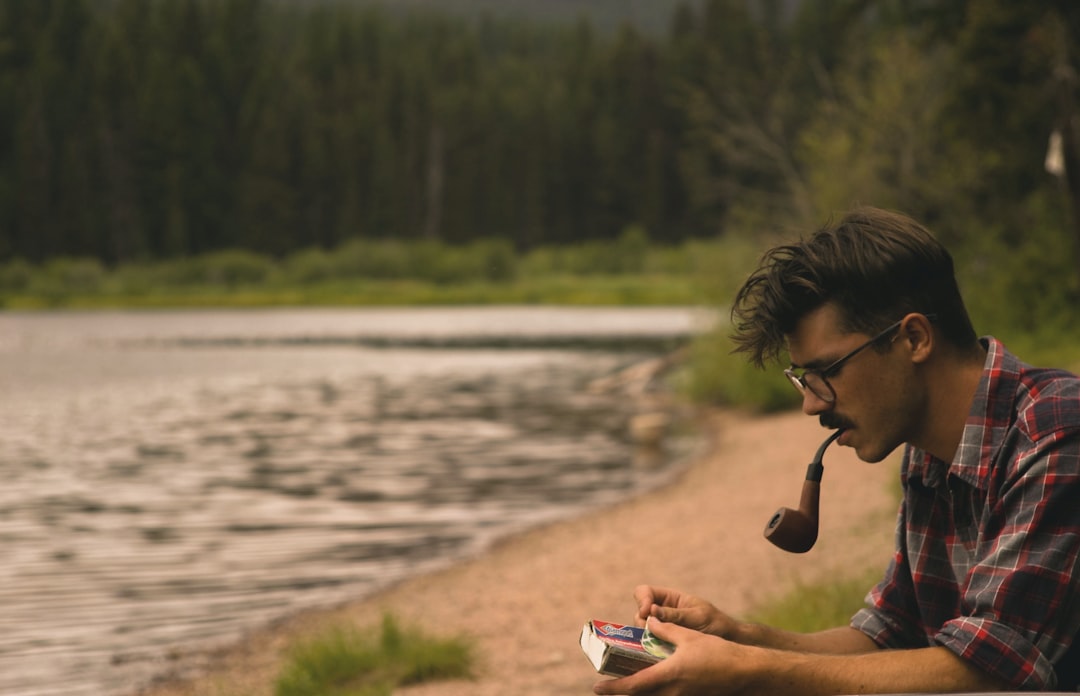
788, 357, 831, 371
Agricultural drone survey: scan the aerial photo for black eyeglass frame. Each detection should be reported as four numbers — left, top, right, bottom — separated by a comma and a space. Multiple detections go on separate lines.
783, 313, 938, 404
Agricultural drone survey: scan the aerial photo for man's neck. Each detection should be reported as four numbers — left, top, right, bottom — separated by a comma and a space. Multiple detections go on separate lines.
917, 343, 988, 463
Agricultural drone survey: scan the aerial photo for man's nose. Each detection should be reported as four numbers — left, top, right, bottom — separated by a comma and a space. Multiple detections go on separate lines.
801, 389, 833, 416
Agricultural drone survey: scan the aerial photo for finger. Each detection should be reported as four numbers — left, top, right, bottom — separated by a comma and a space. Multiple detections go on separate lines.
633, 585, 656, 609
645, 616, 686, 644
636, 584, 677, 605
593, 672, 655, 695
633, 585, 661, 623
594, 673, 647, 695
649, 603, 679, 624
594, 661, 668, 695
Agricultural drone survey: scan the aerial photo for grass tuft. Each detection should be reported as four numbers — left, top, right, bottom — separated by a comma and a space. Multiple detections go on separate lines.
274, 613, 473, 696
748, 567, 883, 634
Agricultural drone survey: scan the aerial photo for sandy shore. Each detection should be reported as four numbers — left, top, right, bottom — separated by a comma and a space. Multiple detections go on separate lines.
140, 408, 898, 696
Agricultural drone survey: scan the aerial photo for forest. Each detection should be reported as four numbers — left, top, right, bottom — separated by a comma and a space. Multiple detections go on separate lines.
333, 0, 711, 35
1, 0, 1079, 346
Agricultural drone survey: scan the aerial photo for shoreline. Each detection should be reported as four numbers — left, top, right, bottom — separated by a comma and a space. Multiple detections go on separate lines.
137, 408, 898, 696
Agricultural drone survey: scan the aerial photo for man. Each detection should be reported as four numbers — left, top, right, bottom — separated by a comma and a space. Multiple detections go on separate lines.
595, 207, 1080, 694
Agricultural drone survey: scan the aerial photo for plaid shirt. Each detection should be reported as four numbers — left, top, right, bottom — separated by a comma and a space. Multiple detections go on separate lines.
851, 337, 1080, 690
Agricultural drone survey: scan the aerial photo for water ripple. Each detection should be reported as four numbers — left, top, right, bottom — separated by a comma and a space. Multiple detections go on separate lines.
0, 310, 696, 696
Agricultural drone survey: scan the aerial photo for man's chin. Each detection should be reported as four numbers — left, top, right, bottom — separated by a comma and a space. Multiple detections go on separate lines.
850, 436, 903, 464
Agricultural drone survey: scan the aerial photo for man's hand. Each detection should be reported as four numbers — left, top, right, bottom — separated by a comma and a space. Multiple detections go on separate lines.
594, 617, 1013, 696
594, 617, 750, 696
634, 585, 737, 639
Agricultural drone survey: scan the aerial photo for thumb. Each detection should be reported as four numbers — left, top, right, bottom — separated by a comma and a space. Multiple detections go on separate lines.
645, 615, 689, 645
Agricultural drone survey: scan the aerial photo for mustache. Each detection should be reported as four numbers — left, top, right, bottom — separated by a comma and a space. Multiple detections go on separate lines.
820, 414, 853, 431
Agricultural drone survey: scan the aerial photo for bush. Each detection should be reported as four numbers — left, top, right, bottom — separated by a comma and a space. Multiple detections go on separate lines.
284, 247, 338, 284
48, 257, 107, 293
335, 238, 413, 279
683, 234, 772, 306
133, 258, 200, 287
33, 257, 107, 300
409, 240, 471, 284
197, 249, 276, 287
471, 238, 518, 282
0, 257, 34, 291
678, 327, 800, 413
521, 234, 693, 278
144, 251, 276, 288
613, 224, 649, 274
330, 237, 518, 285
112, 263, 158, 294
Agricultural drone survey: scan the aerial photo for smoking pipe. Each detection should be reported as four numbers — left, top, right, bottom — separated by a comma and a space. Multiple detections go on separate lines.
763, 429, 844, 553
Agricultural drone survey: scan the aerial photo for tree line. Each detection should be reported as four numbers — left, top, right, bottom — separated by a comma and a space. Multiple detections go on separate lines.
2, 0, 1079, 329
2, 0, 700, 263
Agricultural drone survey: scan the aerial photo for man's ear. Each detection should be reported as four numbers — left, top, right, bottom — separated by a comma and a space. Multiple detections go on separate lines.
902, 313, 934, 364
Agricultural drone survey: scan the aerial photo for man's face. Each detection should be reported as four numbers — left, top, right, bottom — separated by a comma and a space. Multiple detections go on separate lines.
786, 303, 920, 463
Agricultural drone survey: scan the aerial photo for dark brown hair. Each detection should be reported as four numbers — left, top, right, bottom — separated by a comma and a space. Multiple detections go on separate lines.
730, 207, 978, 367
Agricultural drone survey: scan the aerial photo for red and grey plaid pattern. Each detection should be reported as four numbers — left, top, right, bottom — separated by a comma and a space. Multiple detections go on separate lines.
851, 337, 1080, 690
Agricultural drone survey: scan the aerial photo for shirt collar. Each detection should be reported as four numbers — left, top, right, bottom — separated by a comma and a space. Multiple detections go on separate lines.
908, 337, 1017, 490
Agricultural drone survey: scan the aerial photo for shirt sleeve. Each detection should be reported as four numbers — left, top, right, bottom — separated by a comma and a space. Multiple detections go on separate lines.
934, 428, 1080, 690
850, 495, 935, 650
853, 425, 1080, 690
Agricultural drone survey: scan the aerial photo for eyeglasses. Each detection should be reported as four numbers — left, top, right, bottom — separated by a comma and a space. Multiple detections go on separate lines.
783, 314, 936, 403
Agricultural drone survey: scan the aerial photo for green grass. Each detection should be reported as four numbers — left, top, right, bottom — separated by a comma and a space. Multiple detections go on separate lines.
0, 229, 770, 310
0, 274, 705, 310
748, 567, 884, 634
273, 613, 474, 696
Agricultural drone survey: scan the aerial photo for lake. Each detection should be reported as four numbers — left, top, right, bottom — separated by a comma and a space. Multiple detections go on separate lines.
0, 306, 712, 696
